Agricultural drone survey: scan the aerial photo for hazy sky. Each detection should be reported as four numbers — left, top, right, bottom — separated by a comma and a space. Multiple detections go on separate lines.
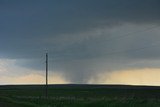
0, 0, 160, 85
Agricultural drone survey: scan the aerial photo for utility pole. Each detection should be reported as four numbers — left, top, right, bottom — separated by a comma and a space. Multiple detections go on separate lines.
46, 53, 48, 98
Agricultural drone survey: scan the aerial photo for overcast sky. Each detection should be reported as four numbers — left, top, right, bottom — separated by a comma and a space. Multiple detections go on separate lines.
0, 0, 160, 85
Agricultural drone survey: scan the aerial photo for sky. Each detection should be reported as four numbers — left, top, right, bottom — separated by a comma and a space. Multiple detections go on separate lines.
0, 0, 160, 85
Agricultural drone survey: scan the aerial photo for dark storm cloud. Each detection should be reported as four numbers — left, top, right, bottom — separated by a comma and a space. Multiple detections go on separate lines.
0, 0, 160, 83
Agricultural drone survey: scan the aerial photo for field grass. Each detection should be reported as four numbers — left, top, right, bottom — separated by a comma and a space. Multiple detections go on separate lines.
0, 84, 160, 107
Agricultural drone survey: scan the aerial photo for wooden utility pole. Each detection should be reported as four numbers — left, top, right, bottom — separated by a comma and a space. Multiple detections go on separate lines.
46, 53, 48, 98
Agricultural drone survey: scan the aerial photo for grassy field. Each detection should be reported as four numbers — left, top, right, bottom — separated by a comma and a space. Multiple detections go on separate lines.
0, 84, 160, 107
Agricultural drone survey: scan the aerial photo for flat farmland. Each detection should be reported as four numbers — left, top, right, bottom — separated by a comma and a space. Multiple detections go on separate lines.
0, 84, 160, 107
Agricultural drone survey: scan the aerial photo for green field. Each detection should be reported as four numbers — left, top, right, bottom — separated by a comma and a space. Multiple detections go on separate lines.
0, 84, 160, 107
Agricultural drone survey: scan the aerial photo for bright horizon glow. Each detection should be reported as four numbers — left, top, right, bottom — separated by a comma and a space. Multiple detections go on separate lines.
0, 59, 69, 85
0, 73, 70, 85
1, 59, 160, 86
88, 68, 160, 86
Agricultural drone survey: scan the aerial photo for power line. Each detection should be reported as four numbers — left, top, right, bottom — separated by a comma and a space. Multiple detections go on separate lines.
99, 41, 160, 57
41, 25, 160, 61
87, 25, 160, 58
105, 25, 160, 42
45, 53, 48, 98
